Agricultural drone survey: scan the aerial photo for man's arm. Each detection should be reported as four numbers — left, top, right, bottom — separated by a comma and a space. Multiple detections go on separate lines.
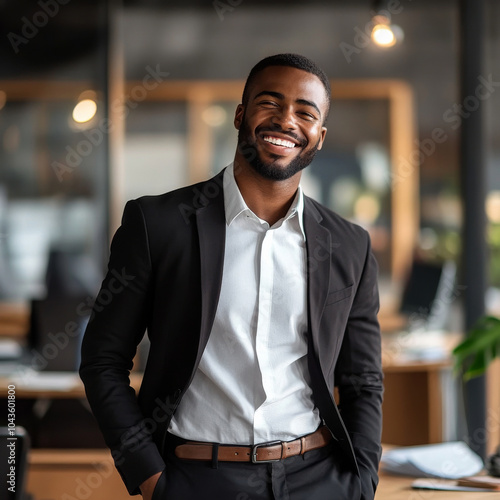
79, 200, 165, 495
335, 235, 384, 500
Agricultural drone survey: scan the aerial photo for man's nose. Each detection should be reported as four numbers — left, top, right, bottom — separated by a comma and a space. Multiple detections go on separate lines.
271, 106, 296, 130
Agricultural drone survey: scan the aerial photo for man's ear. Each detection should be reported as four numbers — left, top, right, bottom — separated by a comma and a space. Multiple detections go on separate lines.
234, 104, 244, 130
317, 126, 327, 151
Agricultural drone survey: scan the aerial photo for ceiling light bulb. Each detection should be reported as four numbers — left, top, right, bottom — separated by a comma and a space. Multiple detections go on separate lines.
72, 98, 97, 123
372, 24, 396, 47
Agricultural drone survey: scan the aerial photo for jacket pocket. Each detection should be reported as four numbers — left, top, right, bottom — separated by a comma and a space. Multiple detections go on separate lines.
325, 284, 353, 306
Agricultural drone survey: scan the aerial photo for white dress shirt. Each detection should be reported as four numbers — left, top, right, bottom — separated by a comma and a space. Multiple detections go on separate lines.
168, 164, 321, 444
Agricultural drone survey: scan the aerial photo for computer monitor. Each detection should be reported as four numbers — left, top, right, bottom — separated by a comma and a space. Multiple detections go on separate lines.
400, 260, 457, 331
28, 297, 89, 372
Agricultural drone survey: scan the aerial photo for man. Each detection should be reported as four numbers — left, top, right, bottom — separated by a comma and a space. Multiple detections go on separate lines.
80, 53, 383, 500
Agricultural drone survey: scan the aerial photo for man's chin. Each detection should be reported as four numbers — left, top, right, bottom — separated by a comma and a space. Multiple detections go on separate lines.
249, 161, 305, 181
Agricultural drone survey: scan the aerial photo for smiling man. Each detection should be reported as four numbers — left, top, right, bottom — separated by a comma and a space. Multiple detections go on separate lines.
80, 54, 383, 500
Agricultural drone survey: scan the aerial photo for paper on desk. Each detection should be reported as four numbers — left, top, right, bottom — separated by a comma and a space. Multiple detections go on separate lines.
381, 441, 484, 479
412, 478, 496, 492
0, 339, 23, 359
9, 370, 81, 391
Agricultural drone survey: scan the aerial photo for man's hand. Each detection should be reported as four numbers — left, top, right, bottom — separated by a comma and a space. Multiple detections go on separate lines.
140, 471, 163, 500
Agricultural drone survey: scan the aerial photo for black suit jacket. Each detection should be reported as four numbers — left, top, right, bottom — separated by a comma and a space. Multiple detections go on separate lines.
80, 170, 383, 498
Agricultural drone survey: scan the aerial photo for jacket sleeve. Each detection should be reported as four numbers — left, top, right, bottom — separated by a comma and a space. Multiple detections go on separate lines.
334, 234, 384, 500
79, 200, 165, 495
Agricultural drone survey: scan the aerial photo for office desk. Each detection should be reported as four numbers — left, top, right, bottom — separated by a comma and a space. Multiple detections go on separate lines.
0, 372, 143, 398
382, 359, 451, 445
26, 450, 500, 500
0, 302, 28, 338
376, 472, 500, 499
381, 332, 461, 446
27, 449, 130, 500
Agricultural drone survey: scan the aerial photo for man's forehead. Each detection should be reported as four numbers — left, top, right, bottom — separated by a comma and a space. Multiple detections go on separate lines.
249, 66, 328, 109
251, 66, 323, 89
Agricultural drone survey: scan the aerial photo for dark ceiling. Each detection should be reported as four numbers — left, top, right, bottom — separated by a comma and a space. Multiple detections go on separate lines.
0, 0, 460, 77
122, 0, 456, 5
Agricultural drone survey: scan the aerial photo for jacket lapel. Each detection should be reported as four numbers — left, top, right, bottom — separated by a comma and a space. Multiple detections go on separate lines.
304, 197, 331, 353
303, 197, 359, 474
195, 171, 226, 365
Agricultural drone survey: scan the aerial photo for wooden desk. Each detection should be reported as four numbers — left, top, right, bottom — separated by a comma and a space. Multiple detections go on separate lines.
382, 359, 451, 445
376, 471, 500, 499
0, 301, 28, 338
381, 332, 461, 446
0, 372, 143, 398
27, 451, 500, 500
27, 449, 130, 500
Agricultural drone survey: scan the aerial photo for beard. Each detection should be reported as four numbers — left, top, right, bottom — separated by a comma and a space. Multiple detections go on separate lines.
237, 115, 320, 181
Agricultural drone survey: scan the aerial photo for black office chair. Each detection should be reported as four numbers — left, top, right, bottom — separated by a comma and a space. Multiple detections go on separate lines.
0, 426, 31, 500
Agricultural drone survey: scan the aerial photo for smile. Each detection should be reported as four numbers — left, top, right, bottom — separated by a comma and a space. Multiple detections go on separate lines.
262, 136, 296, 148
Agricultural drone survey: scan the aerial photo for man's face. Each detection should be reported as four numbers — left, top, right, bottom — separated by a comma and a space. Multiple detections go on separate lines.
234, 65, 328, 181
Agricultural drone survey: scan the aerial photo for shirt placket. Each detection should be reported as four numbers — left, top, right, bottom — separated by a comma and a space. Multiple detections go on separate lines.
253, 226, 275, 443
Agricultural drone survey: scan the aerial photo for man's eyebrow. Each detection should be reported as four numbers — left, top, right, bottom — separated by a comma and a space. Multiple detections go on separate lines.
296, 98, 321, 117
254, 90, 284, 101
253, 91, 322, 117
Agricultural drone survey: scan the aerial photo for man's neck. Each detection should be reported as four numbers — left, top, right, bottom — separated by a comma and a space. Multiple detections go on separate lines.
233, 160, 301, 226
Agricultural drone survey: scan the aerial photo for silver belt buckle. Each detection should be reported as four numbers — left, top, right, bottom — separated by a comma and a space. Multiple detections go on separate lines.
251, 440, 282, 463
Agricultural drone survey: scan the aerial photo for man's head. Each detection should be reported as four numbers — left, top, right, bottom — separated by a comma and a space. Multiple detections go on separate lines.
242, 53, 331, 124
234, 54, 330, 182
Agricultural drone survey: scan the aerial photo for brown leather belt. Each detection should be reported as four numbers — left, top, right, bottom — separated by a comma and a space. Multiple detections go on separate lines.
174, 425, 333, 463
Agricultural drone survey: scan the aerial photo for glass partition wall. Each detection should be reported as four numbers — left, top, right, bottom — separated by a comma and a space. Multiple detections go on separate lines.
0, 83, 107, 300
0, 2, 109, 305
0, 0, 113, 450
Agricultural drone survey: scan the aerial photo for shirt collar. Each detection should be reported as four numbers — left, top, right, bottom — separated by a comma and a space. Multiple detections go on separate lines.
223, 163, 306, 238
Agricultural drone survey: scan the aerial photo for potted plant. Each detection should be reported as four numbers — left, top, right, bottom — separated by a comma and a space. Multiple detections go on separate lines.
453, 315, 500, 476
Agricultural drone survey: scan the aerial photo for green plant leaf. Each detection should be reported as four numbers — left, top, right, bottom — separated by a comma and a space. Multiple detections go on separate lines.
463, 350, 486, 381
452, 316, 500, 380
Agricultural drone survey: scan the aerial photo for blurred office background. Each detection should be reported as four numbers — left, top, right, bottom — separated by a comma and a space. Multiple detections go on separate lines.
0, 0, 499, 498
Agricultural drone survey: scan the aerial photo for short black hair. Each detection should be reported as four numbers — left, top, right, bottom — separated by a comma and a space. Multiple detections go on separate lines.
241, 53, 331, 122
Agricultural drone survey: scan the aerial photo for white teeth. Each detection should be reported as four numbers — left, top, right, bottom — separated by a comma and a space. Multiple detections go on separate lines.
263, 136, 296, 148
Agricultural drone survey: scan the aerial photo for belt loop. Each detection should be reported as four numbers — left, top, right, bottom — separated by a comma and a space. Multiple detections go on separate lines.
300, 436, 307, 458
211, 443, 219, 469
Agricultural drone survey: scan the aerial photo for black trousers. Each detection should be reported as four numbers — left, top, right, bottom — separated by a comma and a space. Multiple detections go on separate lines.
152, 433, 361, 500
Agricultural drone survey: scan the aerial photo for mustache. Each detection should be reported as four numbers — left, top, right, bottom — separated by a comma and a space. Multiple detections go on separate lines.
256, 126, 307, 148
